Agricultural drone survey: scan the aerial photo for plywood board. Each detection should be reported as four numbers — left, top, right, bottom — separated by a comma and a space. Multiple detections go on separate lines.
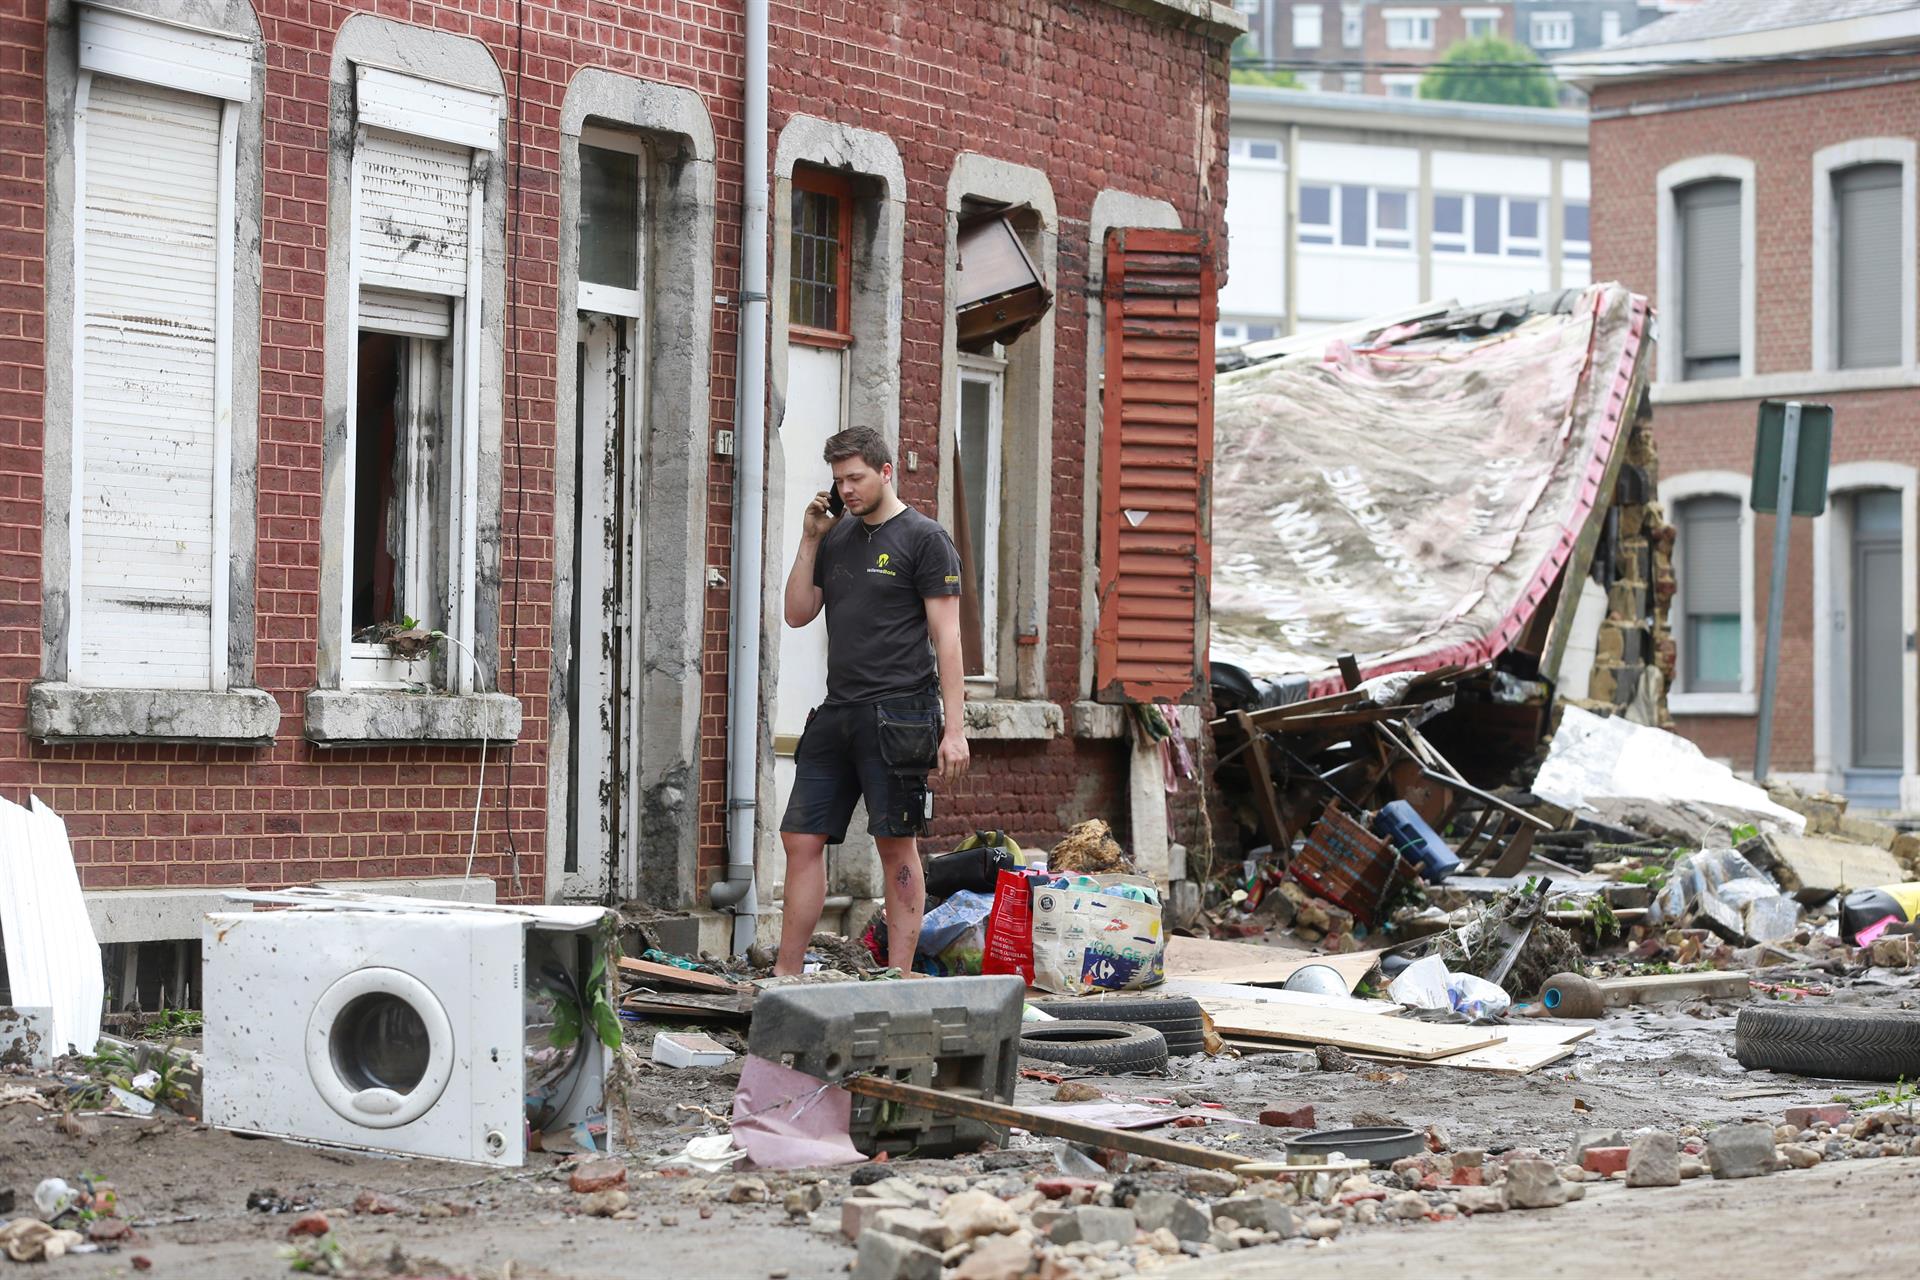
1597, 970, 1750, 1007
1199, 997, 1505, 1061
1163, 978, 1400, 1016
618, 956, 752, 995
1351, 1023, 1594, 1076
1164, 936, 1380, 991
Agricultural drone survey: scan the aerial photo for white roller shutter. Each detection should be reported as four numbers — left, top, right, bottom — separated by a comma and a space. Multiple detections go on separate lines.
1837, 163, 1902, 371
355, 129, 473, 296
1679, 180, 1741, 366
1683, 495, 1741, 616
77, 76, 221, 689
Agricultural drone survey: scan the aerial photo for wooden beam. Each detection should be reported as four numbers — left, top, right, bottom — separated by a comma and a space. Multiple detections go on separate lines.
617, 957, 751, 995
842, 1075, 1250, 1172
1230, 710, 1289, 851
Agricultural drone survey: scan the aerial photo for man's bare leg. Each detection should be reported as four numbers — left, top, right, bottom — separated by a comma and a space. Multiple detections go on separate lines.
775, 832, 829, 976
874, 836, 925, 972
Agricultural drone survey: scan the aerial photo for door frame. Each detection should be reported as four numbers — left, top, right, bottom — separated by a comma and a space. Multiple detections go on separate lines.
1812, 462, 1918, 802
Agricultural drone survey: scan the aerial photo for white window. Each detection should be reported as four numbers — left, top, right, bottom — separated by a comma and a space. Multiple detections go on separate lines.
1530, 12, 1574, 50
1294, 4, 1323, 48
1677, 493, 1745, 695
1230, 135, 1285, 165
955, 356, 1004, 682
1675, 178, 1743, 381
1601, 10, 1623, 45
1342, 71, 1364, 93
67, 7, 251, 691
1297, 69, 1324, 91
1384, 9, 1437, 48
1812, 140, 1917, 375
1564, 200, 1591, 262
1220, 320, 1283, 346
1342, 3, 1363, 46
1464, 7, 1500, 39
1383, 75, 1420, 98
342, 69, 501, 690
1432, 192, 1549, 259
1298, 184, 1416, 251
1505, 197, 1543, 258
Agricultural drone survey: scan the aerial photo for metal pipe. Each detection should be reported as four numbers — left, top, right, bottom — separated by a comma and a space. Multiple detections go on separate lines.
709, 0, 770, 955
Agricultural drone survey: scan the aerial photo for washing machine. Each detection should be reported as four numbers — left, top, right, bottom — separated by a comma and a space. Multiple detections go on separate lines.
202, 889, 614, 1166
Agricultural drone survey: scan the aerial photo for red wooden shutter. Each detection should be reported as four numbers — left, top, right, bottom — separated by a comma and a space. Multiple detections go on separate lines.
1094, 227, 1215, 701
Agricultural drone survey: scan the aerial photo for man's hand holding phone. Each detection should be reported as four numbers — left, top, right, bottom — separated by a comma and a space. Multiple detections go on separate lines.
803, 482, 843, 541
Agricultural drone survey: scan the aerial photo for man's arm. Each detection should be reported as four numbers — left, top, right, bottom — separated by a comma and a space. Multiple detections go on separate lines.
924, 594, 970, 784
784, 491, 834, 628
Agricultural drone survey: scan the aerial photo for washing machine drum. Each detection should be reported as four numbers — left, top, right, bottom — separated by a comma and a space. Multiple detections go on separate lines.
307, 968, 456, 1129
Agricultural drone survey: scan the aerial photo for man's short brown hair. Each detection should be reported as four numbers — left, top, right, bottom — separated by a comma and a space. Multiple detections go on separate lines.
824, 426, 892, 470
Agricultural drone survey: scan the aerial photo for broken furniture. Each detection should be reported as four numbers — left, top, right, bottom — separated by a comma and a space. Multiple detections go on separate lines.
203, 889, 613, 1167
747, 975, 1025, 1158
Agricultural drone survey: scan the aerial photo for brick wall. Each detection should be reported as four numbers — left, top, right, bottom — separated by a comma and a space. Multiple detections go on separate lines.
1590, 64, 1920, 775
0, 0, 1228, 905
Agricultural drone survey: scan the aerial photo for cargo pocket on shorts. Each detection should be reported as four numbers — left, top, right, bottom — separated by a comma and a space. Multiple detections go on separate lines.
875, 701, 941, 835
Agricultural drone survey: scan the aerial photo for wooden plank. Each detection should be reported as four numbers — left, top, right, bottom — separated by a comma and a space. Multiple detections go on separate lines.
618, 956, 752, 995
620, 991, 751, 1021
1231, 711, 1289, 852
1200, 998, 1506, 1062
1164, 936, 1380, 992
1162, 978, 1400, 1016
1349, 1023, 1594, 1077
843, 1075, 1249, 1172
1597, 970, 1750, 1007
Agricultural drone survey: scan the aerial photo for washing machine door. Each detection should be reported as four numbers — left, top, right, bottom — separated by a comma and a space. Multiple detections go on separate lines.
306, 967, 455, 1129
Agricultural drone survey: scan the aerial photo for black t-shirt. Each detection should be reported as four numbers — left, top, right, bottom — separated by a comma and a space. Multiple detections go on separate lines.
812, 505, 963, 704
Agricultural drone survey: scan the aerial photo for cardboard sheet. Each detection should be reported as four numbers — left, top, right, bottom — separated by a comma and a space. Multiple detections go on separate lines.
1164, 936, 1379, 991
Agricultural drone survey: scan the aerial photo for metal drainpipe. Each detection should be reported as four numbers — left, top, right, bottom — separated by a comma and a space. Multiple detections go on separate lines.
709, 0, 769, 955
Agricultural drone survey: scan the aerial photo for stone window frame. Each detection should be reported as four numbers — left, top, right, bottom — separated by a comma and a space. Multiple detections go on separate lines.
303, 16, 517, 746
1074, 192, 1183, 740
540, 68, 717, 907
30, 0, 277, 746
1654, 154, 1757, 387
940, 156, 1059, 734
1810, 137, 1917, 376
1659, 470, 1757, 717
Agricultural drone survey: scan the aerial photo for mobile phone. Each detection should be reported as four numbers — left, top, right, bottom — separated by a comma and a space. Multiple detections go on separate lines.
826, 481, 845, 517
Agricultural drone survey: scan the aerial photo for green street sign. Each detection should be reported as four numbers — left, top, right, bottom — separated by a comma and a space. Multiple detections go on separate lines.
1750, 400, 1832, 517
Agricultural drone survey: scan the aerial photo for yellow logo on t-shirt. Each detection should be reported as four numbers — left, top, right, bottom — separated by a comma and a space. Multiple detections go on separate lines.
870, 551, 897, 578
876, 553, 890, 569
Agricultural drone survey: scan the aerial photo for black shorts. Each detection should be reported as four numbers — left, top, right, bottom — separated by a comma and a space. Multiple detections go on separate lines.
779, 690, 942, 843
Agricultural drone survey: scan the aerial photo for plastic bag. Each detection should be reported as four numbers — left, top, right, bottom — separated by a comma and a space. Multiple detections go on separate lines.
918, 890, 995, 956
982, 869, 1037, 984
1387, 954, 1452, 1011
1446, 973, 1512, 1019
1029, 874, 1165, 995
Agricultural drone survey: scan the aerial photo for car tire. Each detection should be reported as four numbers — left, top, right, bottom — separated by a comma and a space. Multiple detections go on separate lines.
1018, 1021, 1169, 1074
1735, 1004, 1920, 1083
1027, 994, 1208, 1057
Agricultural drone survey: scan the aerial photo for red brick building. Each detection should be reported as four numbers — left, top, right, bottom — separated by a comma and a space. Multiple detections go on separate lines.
0, 0, 1237, 983
1567, 1, 1920, 809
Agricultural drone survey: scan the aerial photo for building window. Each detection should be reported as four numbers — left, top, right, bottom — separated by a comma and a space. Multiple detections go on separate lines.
1234, 0, 1259, 13
1383, 75, 1420, 99
1834, 163, 1903, 370
1384, 9, 1436, 48
1679, 495, 1743, 693
789, 168, 853, 346
579, 127, 645, 317
1297, 69, 1324, 91
63, 8, 253, 692
1433, 192, 1549, 259
1464, 7, 1500, 39
955, 356, 1004, 680
1342, 71, 1364, 93
1601, 9, 1622, 44
1299, 184, 1416, 251
340, 69, 500, 691
1294, 4, 1323, 47
1342, 3, 1363, 46
1676, 178, 1743, 381
1564, 200, 1591, 262
1231, 136, 1285, 165
1505, 198, 1543, 258
1218, 321, 1282, 346
1530, 12, 1574, 49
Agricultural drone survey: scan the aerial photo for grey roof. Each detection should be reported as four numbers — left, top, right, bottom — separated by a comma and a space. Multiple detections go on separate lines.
1601, 0, 1920, 52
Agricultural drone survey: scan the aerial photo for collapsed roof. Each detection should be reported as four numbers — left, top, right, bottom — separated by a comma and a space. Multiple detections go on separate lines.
1209, 283, 1652, 693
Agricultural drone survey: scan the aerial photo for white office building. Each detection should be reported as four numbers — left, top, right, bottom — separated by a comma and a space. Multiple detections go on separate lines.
1221, 86, 1591, 343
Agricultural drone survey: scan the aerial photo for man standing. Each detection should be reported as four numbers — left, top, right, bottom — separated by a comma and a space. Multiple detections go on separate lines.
777, 426, 970, 976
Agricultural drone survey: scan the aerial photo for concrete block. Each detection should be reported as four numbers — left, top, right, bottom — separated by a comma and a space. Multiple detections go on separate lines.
304, 689, 522, 745
1707, 1123, 1778, 1180
852, 1230, 942, 1280
1210, 1196, 1296, 1237
1048, 1205, 1136, 1246
1504, 1158, 1568, 1209
1131, 1191, 1208, 1243
1626, 1132, 1679, 1188
28, 682, 279, 745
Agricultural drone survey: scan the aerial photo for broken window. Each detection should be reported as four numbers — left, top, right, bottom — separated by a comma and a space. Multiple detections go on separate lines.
790, 167, 852, 345
954, 357, 1005, 680
1679, 495, 1742, 693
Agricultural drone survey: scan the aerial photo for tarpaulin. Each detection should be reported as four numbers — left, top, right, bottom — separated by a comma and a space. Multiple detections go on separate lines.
1209, 284, 1649, 686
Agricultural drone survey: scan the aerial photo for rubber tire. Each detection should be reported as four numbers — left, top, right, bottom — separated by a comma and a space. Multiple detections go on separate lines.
1028, 995, 1207, 1057
1735, 1004, 1920, 1082
1019, 1021, 1169, 1074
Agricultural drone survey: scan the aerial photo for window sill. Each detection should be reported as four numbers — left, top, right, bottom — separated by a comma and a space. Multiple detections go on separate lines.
1097, 0, 1247, 37
304, 689, 522, 746
1070, 700, 1204, 740
961, 699, 1065, 741
28, 683, 281, 745
1669, 691, 1757, 717
1652, 366, 1920, 405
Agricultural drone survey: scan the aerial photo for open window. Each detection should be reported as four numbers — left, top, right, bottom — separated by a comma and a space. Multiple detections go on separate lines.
790, 166, 853, 348
955, 202, 1052, 353
954, 354, 1005, 681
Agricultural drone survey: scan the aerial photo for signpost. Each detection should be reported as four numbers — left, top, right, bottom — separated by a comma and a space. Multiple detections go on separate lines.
1749, 400, 1833, 782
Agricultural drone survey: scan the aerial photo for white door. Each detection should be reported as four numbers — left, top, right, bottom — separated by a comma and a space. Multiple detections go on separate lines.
562, 314, 642, 900
773, 344, 846, 818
